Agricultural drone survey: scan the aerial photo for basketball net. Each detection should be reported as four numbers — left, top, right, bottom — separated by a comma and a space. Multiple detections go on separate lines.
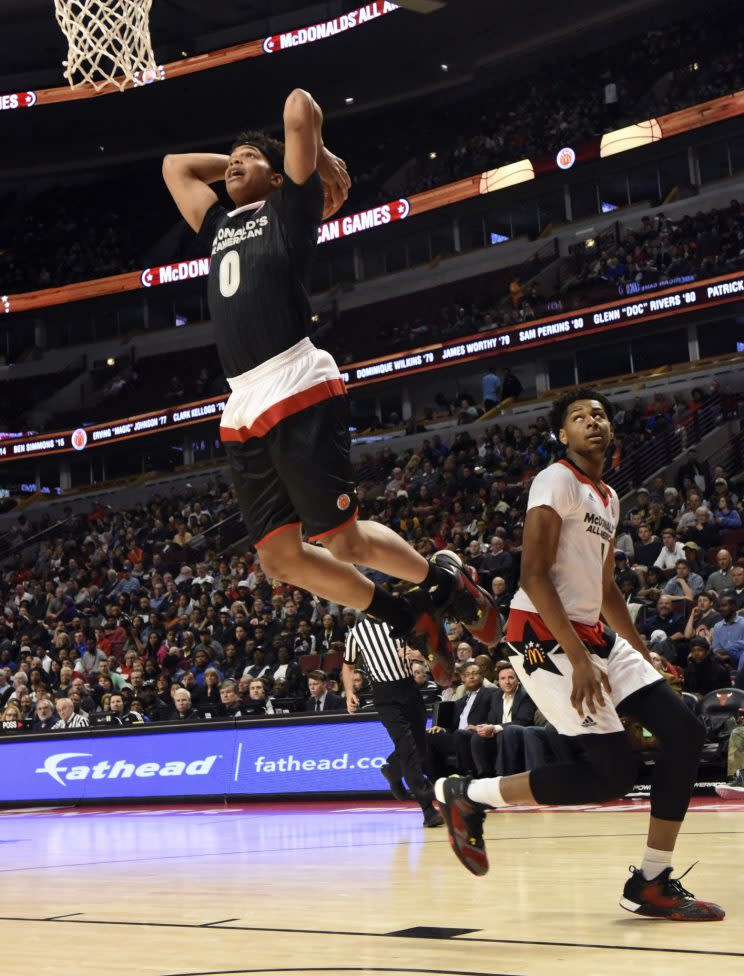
54, 0, 158, 91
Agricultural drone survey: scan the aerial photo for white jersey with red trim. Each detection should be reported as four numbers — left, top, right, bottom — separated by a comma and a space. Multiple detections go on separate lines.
510, 458, 620, 626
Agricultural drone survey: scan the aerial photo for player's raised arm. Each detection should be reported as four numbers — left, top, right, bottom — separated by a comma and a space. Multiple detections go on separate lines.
161, 153, 228, 233
283, 88, 350, 217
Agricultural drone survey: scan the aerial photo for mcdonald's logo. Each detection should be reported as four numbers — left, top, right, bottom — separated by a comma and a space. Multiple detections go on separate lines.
526, 642, 545, 667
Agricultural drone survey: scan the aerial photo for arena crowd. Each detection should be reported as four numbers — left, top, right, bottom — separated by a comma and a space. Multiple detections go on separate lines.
2, 389, 743, 782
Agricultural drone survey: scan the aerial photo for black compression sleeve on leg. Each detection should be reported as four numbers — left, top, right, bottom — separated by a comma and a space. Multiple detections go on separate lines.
529, 732, 637, 806
618, 679, 705, 821
364, 584, 414, 634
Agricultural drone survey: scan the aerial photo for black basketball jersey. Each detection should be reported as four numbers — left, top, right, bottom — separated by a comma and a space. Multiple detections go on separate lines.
199, 171, 323, 377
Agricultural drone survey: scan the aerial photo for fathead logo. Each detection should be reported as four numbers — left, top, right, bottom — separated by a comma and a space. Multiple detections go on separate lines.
36, 753, 93, 786
36, 751, 219, 785
71, 428, 88, 451
337, 493, 351, 511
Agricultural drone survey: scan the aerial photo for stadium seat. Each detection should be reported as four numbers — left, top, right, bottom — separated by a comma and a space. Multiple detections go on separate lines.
322, 651, 343, 674
298, 653, 321, 675
721, 529, 744, 552
699, 687, 744, 767
681, 691, 701, 714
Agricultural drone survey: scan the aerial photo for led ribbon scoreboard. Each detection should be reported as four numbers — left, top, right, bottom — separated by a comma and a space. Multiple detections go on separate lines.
2, 269, 742, 463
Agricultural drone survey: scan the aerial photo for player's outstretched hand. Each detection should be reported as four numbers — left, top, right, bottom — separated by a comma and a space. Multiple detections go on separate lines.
318, 147, 351, 218
570, 656, 611, 718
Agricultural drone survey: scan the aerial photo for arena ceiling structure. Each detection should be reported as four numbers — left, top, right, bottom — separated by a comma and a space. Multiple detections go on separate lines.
0, 0, 703, 177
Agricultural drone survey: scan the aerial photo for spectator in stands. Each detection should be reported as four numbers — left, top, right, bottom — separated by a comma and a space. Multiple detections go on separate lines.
411, 661, 440, 704
663, 559, 704, 608
219, 680, 244, 717
479, 536, 514, 588
33, 698, 58, 732
104, 692, 126, 721
633, 522, 663, 569
727, 564, 744, 610
244, 678, 273, 714
426, 663, 495, 780
170, 688, 200, 722
139, 680, 170, 721
684, 593, 722, 640
614, 551, 639, 592
710, 596, 744, 670
501, 368, 523, 401
714, 495, 742, 529
648, 651, 684, 694
680, 540, 711, 580
684, 636, 731, 696
654, 528, 686, 578
614, 521, 635, 561
708, 549, 735, 596
305, 670, 344, 712
481, 370, 501, 411
271, 645, 304, 697
470, 661, 537, 776
2, 701, 24, 723
642, 595, 685, 643
54, 697, 89, 729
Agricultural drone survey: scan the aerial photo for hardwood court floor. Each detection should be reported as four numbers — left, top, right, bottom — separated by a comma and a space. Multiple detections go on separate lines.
0, 798, 740, 976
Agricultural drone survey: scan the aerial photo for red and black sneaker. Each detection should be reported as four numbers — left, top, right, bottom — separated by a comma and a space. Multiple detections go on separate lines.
404, 587, 455, 687
430, 551, 502, 648
434, 775, 489, 877
620, 865, 725, 921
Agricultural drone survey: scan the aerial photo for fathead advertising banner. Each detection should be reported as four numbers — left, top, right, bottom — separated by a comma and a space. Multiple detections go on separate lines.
0, 718, 393, 805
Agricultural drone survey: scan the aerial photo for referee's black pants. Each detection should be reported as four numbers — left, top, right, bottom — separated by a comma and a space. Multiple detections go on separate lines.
372, 678, 433, 809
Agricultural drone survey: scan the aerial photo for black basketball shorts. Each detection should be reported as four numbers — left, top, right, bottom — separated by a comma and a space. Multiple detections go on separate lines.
220, 338, 358, 548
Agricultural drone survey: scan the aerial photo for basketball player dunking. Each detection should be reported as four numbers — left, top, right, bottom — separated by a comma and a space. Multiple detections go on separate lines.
161, 89, 483, 674
435, 388, 724, 920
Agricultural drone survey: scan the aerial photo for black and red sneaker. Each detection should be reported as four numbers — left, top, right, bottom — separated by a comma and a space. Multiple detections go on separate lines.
434, 775, 489, 877
404, 587, 455, 687
430, 551, 502, 648
620, 865, 725, 921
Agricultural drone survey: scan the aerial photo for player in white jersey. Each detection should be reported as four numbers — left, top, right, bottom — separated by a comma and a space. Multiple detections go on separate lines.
436, 388, 724, 921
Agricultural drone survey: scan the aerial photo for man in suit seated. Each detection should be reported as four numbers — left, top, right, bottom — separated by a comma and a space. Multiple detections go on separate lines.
304, 669, 345, 712
470, 661, 537, 776
426, 663, 495, 780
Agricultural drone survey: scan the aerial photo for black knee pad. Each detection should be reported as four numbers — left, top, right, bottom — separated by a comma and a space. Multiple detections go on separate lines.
582, 733, 638, 800
529, 732, 637, 806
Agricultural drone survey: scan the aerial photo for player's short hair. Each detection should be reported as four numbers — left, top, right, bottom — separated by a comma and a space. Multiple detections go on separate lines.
549, 387, 614, 435
231, 130, 285, 173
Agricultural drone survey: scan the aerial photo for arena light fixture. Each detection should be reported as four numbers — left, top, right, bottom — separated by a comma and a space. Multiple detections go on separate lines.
600, 119, 663, 158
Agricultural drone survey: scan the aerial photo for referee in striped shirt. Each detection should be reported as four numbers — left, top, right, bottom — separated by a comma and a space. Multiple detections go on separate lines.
343, 615, 444, 828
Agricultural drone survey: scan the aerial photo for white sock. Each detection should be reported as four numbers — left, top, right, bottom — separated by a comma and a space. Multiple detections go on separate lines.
640, 846, 673, 881
467, 776, 509, 808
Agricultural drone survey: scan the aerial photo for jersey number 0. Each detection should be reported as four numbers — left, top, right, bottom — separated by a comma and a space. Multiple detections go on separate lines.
219, 250, 240, 298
